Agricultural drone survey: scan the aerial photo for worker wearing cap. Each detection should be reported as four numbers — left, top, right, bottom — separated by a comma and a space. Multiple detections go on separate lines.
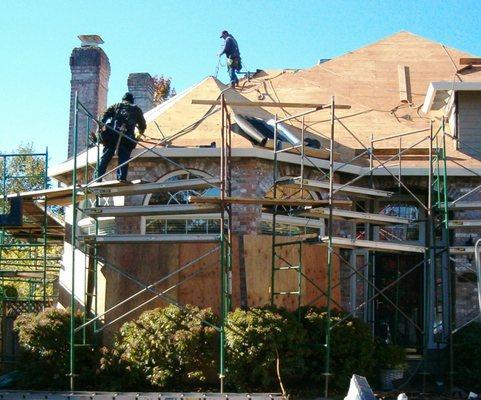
218, 30, 242, 88
95, 92, 146, 182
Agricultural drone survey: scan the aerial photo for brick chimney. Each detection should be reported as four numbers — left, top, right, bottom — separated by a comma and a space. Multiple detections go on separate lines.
127, 73, 155, 113
68, 35, 110, 158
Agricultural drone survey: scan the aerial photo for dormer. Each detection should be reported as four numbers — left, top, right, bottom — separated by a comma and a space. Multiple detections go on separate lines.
422, 81, 481, 155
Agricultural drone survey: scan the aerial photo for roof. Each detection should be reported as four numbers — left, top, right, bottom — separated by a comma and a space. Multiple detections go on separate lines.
51, 31, 481, 181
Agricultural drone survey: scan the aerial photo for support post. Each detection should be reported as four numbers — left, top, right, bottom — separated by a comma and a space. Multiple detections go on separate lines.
69, 92, 79, 391
324, 96, 335, 397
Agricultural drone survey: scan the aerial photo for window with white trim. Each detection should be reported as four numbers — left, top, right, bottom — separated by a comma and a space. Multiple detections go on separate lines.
142, 170, 221, 234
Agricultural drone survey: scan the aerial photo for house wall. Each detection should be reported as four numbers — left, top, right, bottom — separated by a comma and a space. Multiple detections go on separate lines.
98, 234, 340, 342
457, 91, 481, 156
448, 178, 481, 327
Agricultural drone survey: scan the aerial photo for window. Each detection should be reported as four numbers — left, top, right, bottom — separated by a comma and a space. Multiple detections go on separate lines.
143, 170, 221, 235
377, 202, 421, 242
263, 184, 322, 236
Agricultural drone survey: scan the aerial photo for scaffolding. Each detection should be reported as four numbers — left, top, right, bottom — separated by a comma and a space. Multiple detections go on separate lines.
68, 93, 233, 393
0, 150, 63, 369
265, 100, 457, 395
20, 89, 476, 395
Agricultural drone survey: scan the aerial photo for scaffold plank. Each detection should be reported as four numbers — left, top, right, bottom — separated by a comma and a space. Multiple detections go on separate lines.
89, 178, 221, 196
79, 234, 221, 244
279, 178, 394, 198
325, 236, 425, 253
448, 201, 481, 210
301, 207, 410, 225
0, 180, 128, 201
261, 213, 324, 229
2, 179, 221, 205
449, 246, 475, 254
448, 220, 481, 228
85, 204, 221, 217
189, 196, 351, 207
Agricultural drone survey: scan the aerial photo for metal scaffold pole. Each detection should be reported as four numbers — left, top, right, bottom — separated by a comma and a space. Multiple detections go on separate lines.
324, 96, 335, 398
69, 91, 79, 391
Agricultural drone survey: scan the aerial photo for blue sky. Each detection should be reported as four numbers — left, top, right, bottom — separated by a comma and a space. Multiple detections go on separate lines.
1, 0, 481, 165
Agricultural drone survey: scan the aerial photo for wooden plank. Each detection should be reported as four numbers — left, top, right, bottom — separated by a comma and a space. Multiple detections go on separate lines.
0, 180, 130, 200
357, 148, 429, 156
85, 204, 221, 217
80, 234, 220, 244
301, 207, 411, 225
263, 140, 331, 159
449, 201, 481, 210
459, 57, 481, 65
7, 179, 220, 206
192, 99, 351, 109
279, 178, 394, 198
189, 196, 351, 207
449, 246, 475, 254
261, 213, 324, 229
397, 65, 411, 103
90, 178, 221, 196
324, 236, 425, 253
449, 220, 481, 228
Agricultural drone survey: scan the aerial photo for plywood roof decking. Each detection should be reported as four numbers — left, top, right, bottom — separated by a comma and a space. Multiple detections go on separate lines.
50, 31, 481, 184
235, 32, 481, 167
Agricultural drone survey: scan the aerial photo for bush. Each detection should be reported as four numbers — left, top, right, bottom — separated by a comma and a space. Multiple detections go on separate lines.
13, 305, 375, 394
14, 307, 98, 390
101, 304, 218, 391
1, 285, 18, 299
453, 322, 481, 391
374, 342, 406, 370
225, 307, 309, 392
300, 308, 375, 392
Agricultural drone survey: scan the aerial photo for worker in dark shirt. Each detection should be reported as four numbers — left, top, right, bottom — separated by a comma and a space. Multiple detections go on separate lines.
218, 30, 242, 88
95, 92, 146, 182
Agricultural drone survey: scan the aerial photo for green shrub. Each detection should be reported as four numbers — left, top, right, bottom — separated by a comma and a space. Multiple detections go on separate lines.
225, 307, 309, 392
453, 322, 481, 391
14, 307, 98, 390
0, 285, 18, 299
374, 342, 406, 370
101, 304, 218, 391
300, 308, 375, 392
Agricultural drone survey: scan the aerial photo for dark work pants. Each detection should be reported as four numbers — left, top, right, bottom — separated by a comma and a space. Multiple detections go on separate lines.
95, 134, 135, 181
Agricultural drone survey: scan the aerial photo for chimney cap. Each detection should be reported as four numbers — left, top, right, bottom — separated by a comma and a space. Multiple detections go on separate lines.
78, 35, 104, 47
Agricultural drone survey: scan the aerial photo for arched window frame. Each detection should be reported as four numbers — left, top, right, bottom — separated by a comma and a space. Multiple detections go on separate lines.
140, 169, 219, 235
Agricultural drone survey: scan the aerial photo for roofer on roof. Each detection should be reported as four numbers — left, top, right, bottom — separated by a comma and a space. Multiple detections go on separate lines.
95, 92, 146, 182
218, 30, 242, 88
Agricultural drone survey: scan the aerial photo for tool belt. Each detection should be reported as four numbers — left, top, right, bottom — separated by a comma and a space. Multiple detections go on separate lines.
98, 124, 137, 151
227, 56, 242, 71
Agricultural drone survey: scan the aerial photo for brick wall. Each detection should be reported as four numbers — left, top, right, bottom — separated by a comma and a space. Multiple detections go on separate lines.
68, 45, 110, 158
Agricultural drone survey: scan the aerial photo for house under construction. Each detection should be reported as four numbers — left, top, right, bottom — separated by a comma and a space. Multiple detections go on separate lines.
2, 31, 481, 394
